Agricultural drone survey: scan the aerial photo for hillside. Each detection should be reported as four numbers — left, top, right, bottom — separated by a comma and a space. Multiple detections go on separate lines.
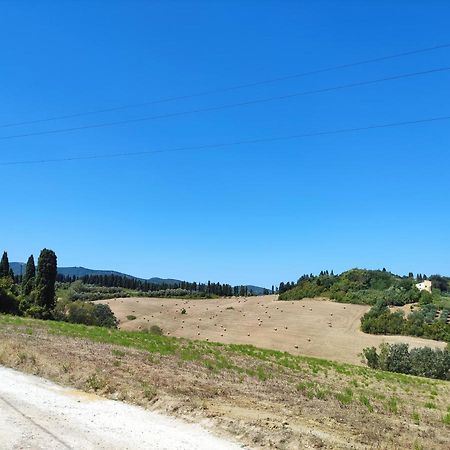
1, 314, 449, 449
279, 268, 449, 305
98, 295, 446, 365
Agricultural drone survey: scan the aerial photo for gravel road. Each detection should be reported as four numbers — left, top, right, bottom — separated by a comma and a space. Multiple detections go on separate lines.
0, 366, 243, 450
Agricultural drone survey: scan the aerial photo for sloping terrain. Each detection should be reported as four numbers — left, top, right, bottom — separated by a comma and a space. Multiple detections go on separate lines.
98, 295, 446, 365
0, 315, 449, 449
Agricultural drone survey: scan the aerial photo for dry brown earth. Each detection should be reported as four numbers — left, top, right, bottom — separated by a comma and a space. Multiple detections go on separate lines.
97, 295, 446, 365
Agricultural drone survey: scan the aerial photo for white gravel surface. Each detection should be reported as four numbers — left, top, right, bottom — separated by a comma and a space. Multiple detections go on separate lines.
0, 366, 243, 450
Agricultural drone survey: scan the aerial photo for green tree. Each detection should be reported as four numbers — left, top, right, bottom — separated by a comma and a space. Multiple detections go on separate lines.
34, 249, 57, 310
0, 252, 10, 278
0, 277, 19, 314
22, 255, 36, 295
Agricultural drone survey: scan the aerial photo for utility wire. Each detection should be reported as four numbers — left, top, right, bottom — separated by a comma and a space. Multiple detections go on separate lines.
1, 42, 450, 129
1, 65, 449, 141
2, 114, 449, 166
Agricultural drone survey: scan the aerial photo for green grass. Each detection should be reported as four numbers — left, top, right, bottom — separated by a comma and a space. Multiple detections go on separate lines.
387, 397, 399, 414
335, 387, 353, 404
359, 394, 373, 412
443, 412, 450, 426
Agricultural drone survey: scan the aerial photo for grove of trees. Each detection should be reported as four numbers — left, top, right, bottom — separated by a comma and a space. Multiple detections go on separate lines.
363, 343, 450, 381
0, 248, 117, 327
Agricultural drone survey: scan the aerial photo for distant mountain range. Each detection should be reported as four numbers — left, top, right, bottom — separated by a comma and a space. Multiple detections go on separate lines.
10, 263, 267, 294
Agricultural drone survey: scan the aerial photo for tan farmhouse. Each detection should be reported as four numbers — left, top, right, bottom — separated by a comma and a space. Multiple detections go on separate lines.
415, 280, 432, 293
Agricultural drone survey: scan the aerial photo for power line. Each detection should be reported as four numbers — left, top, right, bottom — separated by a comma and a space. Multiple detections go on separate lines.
1, 65, 449, 142
1, 42, 450, 130
2, 114, 449, 166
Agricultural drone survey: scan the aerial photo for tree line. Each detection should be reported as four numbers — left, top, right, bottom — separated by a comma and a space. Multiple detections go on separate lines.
363, 343, 450, 381
360, 299, 450, 342
57, 273, 265, 297
278, 269, 449, 304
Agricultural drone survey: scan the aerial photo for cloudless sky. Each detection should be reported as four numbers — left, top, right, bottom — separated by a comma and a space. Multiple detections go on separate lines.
1, 0, 450, 287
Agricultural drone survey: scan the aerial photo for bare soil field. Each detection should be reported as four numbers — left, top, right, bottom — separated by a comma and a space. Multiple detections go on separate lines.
98, 295, 446, 365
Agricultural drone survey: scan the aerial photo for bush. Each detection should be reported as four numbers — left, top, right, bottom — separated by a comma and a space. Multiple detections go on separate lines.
0, 278, 19, 314
362, 343, 450, 381
53, 300, 118, 328
362, 346, 379, 369
360, 301, 450, 342
143, 325, 163, 335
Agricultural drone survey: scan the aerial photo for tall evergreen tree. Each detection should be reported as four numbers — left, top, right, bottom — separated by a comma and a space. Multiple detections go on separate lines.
35, 249, 57, 310
22, 255, 36, 295
0, 252, 10, 278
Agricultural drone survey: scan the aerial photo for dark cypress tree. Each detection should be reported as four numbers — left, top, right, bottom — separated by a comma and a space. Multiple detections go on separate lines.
35, 249, 57, 310
22, 255, 36, 295
0, 252, 10, 278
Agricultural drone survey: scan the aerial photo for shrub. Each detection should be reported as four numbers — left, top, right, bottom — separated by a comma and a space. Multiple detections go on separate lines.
362, 343, 450, 381
362, 346, 379, 369
143, 325, 163, 336
53, 300, 118, 328
0, 277, 19, 314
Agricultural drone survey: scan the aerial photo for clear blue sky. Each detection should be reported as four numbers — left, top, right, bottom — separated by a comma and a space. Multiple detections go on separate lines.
1, 1, 449, 287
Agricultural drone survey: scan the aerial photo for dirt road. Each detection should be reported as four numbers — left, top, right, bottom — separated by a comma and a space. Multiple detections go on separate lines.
98, 295, 446, 365
0, 366, 243, 450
